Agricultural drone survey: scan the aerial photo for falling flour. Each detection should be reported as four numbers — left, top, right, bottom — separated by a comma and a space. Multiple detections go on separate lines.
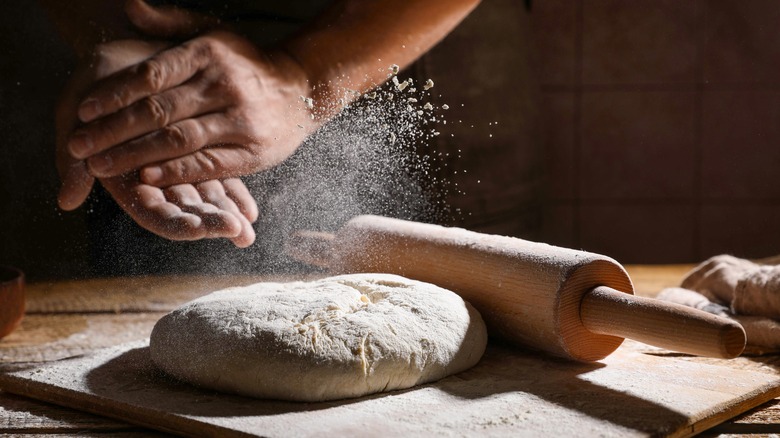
240, 70, 456, 274
85, 68, 463, 279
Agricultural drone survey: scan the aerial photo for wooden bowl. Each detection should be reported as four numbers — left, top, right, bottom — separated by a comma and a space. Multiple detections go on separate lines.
0, 266, 25, 339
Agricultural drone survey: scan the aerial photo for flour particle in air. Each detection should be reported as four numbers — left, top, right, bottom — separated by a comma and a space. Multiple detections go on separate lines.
240, 71, 459, 274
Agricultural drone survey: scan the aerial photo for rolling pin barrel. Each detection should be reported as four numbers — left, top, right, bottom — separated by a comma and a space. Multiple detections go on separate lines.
289, 215, 745, 361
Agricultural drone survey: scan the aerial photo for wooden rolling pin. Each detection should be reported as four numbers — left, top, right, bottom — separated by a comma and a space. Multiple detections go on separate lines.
286, 215, 746, 362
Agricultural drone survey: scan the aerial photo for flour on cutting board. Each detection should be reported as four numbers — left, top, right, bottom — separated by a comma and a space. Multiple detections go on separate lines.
2, 339, 779, 437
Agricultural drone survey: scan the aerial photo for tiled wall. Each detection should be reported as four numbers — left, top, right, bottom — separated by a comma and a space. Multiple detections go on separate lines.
532, 0, 780, 263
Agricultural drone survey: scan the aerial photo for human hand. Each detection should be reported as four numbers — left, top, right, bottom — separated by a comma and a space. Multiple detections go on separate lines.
67, 2, 315, 189
100, 172, 259, 246
56, 38, 258, 247
56, 40, 163, 212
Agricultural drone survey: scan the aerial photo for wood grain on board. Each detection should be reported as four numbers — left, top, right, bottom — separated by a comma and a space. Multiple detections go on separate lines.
2, 267, 780, 436
1, 339, 780, 437
0, 391, 133, 433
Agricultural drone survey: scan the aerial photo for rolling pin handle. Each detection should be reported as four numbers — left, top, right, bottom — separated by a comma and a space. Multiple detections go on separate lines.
580, 286, 746, 359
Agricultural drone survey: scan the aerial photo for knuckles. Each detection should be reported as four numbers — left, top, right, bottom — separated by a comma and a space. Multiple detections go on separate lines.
191, 36, 218, 61
142, 95, 171, 128
161, 124, 190, 152
194, 31, 239, 61
214, 75, 245, 104
159, 120, 206, 153
110, 84, 134, 115
191, 34, 251, 101
136, 59, 166, 93
91, 40, 164, 79
194, 150, 219, 175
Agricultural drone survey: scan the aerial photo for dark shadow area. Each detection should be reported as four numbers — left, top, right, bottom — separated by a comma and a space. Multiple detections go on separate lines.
0, 3, 91, 281
703, 422, 780, 436
85, 346, 410, 418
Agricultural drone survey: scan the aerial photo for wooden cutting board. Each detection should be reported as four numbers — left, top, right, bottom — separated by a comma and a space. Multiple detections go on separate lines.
1, 339, 779, 437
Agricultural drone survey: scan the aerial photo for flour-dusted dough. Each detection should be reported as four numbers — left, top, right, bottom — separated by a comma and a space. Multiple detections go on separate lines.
150, 273, 487, 402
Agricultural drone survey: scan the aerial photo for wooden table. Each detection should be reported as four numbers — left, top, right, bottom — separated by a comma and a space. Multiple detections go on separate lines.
2, 266, 780, 436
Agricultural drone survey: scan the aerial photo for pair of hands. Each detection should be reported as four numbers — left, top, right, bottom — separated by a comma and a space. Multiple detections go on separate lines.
56, 0, 316, 247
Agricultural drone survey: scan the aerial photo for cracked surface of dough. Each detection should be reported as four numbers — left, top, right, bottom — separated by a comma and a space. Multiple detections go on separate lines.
150, 273, 487, 402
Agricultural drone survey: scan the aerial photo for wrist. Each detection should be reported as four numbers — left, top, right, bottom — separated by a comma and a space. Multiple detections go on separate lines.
274, 46, 343, 120
277, 0, 481, 120
269, 45, 344, 122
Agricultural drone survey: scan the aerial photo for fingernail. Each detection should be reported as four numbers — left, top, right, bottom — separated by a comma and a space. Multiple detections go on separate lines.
142, 166, 163, 185
88, 155, 112, 175
78, 98, 102, 122
68, 132, 94, 158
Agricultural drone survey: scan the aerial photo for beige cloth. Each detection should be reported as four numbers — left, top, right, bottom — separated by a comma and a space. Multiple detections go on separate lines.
680, 255, 780, 318
658, 287, 780, 352
658, 255, 780, 353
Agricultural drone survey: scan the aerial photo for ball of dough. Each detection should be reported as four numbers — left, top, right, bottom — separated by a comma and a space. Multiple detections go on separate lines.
150, 273, 487, 402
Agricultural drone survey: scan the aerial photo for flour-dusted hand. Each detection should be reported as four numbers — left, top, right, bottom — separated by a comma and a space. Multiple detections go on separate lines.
65, 0, 483, 190
100, 173, 258, 247
68, 25, 315, 188
49, 0, 482, 245
56, 38, 258, 247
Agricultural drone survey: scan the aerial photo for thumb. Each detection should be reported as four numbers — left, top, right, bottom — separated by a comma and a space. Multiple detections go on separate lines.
124, 0, 221, 39
58, 160, 95, 211
56, 100, 94, 211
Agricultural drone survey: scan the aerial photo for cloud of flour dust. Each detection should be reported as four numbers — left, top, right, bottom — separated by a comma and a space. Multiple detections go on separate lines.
241, 75, 453, 273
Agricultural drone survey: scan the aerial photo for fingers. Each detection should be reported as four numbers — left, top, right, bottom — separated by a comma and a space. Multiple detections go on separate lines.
77, 40, 210, 123
125, 0, 222, 39
223, 178, 259, 223
140, 145, 262, 187
133, 183, 205, 237
57, 160, 95, 211
86, 113, 231, 178
163, 184, 243, 239
196, 180, 256, 248
101, 174, 248, 244
69, 80, 226, 160
103, 175, 203, 239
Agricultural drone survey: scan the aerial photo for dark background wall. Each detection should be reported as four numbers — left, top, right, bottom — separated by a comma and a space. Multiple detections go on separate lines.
2, 1, 780, 281
0, 2, 90, 280
533, 0, 780, 263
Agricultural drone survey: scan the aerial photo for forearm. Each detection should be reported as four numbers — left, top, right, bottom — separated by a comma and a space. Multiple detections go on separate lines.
38, 0, 139, 58
281, 0, 480, 113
